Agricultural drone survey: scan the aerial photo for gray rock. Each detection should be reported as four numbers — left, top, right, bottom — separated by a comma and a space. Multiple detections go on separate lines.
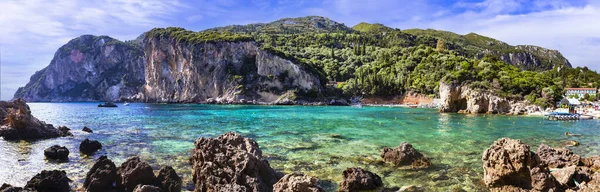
84, 156, 117, 192
79, 139, 103, 155
273, 173, 324, 192
536, 144, 580, 168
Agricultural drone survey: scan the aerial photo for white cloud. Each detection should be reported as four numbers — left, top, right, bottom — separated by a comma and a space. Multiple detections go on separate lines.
0, 0, 184, 100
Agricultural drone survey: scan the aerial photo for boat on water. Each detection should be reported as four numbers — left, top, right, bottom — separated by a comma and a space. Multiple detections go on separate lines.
98, 102, 118, 108
124, 102, 130, 106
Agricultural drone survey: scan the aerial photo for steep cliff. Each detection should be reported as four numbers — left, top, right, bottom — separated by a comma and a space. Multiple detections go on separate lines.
135, 33, 321, 103
14, 35, 145, 101
438, 81, 541, 115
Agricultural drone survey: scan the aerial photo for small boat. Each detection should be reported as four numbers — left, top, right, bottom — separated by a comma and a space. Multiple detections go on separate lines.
98, 102, 118, 108
124, 102, 130, 106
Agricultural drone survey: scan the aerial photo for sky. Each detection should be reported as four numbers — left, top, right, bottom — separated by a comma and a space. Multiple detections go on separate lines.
1, 0, 599, 100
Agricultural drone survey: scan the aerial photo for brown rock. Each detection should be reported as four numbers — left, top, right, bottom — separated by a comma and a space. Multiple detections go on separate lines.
0, 99, 61, 140
133, 185, 161, 192
581, 156, 600, 171
116, 156, 155, 192
155, 166, 181, 192
529, 167, 558, 191
482, 138, 534, 188
536, 144, 580, 168
273, 173, 324, 192
338, 167, 382, 192
550, 165, 591, 188
489, 185, 530, 192
381, 142, 431, 168
84, 156, 117, 192
25, 170, 71, 192
191, 132, 280, 192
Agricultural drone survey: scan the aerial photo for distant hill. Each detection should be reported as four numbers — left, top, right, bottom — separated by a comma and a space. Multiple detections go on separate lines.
205, 16, 352, 34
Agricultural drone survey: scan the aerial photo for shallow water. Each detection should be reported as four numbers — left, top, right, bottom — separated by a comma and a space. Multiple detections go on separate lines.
1, 103, 600, 191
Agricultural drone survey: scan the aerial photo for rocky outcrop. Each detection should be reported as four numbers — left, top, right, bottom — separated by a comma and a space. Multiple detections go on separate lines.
438, 81, 540, 114
44, 145, 69, 161
338, 167, 383, 192
155, 166, 181, 192
381, 142, 431, 168
536, 144, 581, 168
82, 126, 93, 133
84, 156, 118, 192
476, 45, 571, 71
25, 170, 71, 192
116, 156, 156, 192
191, 132, 281, 192
481, 138, 600, 191
15, 32, 323, 104
0, 99, 63, 140
80, 139, 103, 155
57, 126, 73, 137
14, 35, 145, 102
273, 173, 324, 192
133, 185, 161, 192
0, 184, 23, 192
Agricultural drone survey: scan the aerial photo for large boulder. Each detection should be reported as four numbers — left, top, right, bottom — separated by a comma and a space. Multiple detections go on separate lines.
550, 165, 591, 189
273, 173, 324, 192
43, 145, 69, 161
84, 156, 118, 192
536, 144, 580, 168
191, 132, 281, 192
56, 126, 73, 137
155, 166, 181, 192
0, 99, 61, 140
116, 156, 156, 192
80, 139, 103, 155
581, 156, 600, 171
482, 138, 535, 188
338, 167, 383, 192
24, 170, 71, 192
529, 167, 558, 191
381, 142, 431, 168
0, 184, 23, 192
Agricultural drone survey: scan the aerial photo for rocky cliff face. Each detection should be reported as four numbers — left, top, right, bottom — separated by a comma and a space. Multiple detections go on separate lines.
14, 35, 145, 102
438, 81, 541, 115
14, 34, 322, 103
477, 45, 572, 71
135, 36, 321, 103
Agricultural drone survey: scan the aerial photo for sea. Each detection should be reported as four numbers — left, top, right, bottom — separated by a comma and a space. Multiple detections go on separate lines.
1, 103, 600, 191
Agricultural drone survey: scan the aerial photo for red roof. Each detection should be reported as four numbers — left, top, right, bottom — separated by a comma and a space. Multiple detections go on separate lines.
566, 88, 596, 91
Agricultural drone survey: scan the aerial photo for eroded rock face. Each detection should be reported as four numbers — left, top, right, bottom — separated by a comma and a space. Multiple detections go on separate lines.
44, 145, 69, 161
338, 167, 382, 192
116, 156, 156, 192
84, 156, 117, 192
482, 138, 534, 188
581, 156, 600, 171
550, 165, 591, 188
0, 99, 61, 140
273, 173, 324, 192
155, 166, 181, 192
536, 144, 581, 168
25, 170, 71, 192
191, 132, 280, 192
529, 167, 558, 191
381, 142, 431, 168
80, 139, 103, 155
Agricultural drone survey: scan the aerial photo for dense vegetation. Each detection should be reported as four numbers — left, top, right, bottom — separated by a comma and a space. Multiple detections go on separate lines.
146, 16, 599, 106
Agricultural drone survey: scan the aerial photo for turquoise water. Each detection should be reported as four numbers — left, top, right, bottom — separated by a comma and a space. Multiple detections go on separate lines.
1, 103, 600, 191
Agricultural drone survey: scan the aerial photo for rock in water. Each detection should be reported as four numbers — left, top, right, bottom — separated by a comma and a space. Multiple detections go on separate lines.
25, 170, 71, 192
116, 156, 155, 192
0, 184, 23, 192
482, 138, 534, 188
536, 144, 580, 168
191, 132, 280, 192
43, 145, 69, 161
84, 156, 117, 192
80, 139, 103, 155
133, 185, 161, 192
82, 126, 93, 133
381, 142, 431, 168
273, 173, 324, 192
56, 126, 73, 137
338, 167, 383, 192
155, 166, 181, 192
0, 99, 61, 140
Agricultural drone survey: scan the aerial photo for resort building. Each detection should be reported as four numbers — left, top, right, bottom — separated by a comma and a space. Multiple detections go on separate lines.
565, 88, 597, 99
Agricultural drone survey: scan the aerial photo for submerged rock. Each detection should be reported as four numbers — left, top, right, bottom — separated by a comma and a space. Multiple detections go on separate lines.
0, 99, 61, 140
43, 145, 69, 161
273, 173, 324, 192
84, 156, 117, 192
381, 142, 431, 168
338, 167, 383, 192
191, 132, 281, 192
536, 144, 580, 168
116, 156, 156, 192
80, 139, 103, 155
155, 166, 181, 192
56, 126, 73, 137
82, 126, 93, 133
25, 170, 71, 192
482, 138, 534, 189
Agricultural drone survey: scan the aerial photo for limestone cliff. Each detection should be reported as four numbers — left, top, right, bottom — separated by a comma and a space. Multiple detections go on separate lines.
438, 81, 541, 115
14, 35, 145, 101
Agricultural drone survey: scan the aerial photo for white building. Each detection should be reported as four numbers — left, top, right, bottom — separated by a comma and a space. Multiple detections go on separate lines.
565, 88, 597, 99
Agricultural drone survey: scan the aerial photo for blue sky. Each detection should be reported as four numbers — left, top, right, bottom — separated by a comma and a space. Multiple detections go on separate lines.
1, 0, 599, 100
